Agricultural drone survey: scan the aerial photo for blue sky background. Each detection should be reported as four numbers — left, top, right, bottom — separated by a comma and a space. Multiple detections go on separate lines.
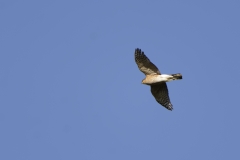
1, 0, 240, 159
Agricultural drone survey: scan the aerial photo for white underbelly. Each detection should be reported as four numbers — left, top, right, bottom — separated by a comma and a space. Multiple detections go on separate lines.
143, 75, 171, 84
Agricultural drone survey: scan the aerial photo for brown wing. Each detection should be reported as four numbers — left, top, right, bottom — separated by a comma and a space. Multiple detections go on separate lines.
135, 48, 161, 75
150, 83, 173, 111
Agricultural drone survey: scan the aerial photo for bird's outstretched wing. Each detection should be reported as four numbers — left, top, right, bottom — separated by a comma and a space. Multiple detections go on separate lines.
150, 83, 173, 110
135, 48, 160, 75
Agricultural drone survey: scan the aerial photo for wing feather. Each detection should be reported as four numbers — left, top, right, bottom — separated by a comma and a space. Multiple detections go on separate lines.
150, 83, 173, 110
135, 48, 160, 75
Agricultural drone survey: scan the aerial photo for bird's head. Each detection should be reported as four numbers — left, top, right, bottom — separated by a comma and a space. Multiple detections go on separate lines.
141, 79, 150, 85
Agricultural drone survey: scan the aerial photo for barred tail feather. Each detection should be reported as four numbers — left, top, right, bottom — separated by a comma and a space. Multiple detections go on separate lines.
171, 73, 182, 80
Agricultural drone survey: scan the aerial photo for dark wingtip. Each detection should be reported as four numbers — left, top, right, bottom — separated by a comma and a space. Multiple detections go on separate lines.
163, 102, 173, 111
135, 48, 145, 61
157, 100, 173, 111
135, 48, 141, 53
167, 104, 173, 111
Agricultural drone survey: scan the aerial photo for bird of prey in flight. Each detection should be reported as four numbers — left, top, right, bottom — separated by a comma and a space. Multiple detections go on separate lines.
134, 48, 182, 111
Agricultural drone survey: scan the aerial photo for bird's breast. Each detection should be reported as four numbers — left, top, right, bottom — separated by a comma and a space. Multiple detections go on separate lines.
142, 75, 165, 85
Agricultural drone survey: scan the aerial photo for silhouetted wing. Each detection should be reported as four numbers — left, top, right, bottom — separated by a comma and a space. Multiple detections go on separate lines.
135, 48, 160, 75
150, 83, 173, 110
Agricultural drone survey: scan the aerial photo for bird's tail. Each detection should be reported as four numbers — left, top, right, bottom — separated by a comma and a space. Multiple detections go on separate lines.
171, 73, 182, 80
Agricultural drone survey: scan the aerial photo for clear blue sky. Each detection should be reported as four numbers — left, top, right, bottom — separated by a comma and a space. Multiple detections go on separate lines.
1, 1, 240, 159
